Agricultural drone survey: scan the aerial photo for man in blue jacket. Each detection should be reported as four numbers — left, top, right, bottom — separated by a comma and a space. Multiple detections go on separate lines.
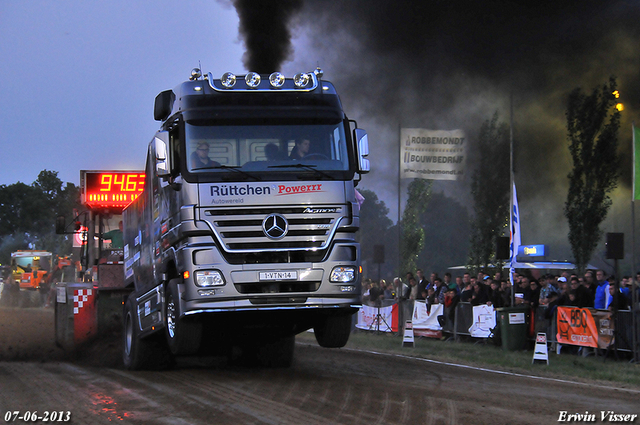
593, 269, 610, 309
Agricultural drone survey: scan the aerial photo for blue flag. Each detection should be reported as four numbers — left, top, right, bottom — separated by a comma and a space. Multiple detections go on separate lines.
510, 181, 521, 262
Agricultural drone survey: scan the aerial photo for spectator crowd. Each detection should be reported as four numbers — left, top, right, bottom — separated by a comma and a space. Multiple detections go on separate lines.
361, 268, 640, 315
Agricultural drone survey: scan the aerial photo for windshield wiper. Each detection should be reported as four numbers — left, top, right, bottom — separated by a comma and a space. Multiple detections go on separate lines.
210, 165, 262, 181
268, 163, 335, 180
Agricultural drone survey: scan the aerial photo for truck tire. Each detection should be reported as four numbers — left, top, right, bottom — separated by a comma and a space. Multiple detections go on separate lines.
165, 278, 202, 356
123, 295, 152, 370
314, 314, 352, 348
123, 295, 174, 370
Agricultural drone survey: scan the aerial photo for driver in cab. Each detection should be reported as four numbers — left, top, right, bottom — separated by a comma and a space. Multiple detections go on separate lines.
191, 141, 220, 169
289, 138, 311, 160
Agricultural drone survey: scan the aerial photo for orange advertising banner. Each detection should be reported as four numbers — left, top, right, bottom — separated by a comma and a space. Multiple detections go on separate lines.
556, 307, 615, 349
556, 306, 599, 348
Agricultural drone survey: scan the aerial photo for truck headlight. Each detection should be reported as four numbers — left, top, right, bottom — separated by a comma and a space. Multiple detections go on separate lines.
194, 270, 225, 287
330, 266, 355, 283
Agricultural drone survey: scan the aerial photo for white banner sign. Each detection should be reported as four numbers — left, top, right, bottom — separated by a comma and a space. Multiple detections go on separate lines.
468, 304, 497, 338
412, 301, 443, 331
400, 128, 466, 180
356, 304, 394, 332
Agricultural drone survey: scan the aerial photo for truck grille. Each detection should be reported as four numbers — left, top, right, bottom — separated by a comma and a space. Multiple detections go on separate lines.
201, 205, 344, 253
235, 281, 321, 294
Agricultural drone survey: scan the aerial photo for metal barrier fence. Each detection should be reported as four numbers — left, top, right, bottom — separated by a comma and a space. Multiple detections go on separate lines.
453, 302, 475, 339
616, 309, 640, 352
531, 305, 640, 354
362, 299, 640, 358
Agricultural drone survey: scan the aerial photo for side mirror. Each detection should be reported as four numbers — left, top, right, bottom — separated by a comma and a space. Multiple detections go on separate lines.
155, 131, 170, 178
154, 90, 174, 122
354, 129, 370, 174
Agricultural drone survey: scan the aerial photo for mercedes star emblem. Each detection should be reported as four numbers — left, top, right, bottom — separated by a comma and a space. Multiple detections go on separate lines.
262, 214, 288, 239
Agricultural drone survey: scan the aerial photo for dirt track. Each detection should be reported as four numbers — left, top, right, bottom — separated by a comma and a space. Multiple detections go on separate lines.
1, 307, 638, 424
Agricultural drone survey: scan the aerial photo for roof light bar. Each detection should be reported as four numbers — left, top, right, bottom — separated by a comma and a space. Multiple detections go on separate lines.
208, 71, 320, 92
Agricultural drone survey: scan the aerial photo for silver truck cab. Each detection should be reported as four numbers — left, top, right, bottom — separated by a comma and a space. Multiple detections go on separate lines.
122, 69, 369, 369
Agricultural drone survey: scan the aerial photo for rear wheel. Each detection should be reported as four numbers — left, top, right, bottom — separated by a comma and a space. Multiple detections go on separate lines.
165, 278, 202, 356
314, 314, 352, 348
123, 295, 151, 370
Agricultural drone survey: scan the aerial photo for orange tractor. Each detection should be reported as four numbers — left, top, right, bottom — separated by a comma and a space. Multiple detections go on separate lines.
9, 251, 52, 307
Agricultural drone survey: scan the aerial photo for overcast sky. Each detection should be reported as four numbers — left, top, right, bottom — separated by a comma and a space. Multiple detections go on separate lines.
2, 1, 640, 267
0, 1, 244, 186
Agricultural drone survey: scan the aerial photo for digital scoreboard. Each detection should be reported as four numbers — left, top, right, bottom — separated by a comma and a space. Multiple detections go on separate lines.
81, 170, 145, 211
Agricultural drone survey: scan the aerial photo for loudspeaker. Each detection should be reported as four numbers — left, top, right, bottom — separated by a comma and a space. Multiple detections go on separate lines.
606, 233, 624, 260
55, 216, 66, 234
373, 244, 385, 264
496, 237, 510, 260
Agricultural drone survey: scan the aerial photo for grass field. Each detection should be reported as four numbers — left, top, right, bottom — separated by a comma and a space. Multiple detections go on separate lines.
298, 329, 640, 390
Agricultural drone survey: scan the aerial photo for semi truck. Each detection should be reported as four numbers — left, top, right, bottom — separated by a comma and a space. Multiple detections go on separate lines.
122, 68, 370, 369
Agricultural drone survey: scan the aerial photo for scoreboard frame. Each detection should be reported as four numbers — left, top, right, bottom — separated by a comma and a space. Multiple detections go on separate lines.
80, 170, 145, 211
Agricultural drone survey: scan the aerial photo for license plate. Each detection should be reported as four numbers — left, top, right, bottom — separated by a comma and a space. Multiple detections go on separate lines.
259, 271, 298, 281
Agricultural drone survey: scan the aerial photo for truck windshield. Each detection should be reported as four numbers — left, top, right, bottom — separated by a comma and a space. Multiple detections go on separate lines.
185, 122, 351, 178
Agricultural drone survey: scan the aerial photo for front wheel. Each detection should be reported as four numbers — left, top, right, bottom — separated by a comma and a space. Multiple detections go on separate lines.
314, 314, 352, 348
165, 278, 202, 356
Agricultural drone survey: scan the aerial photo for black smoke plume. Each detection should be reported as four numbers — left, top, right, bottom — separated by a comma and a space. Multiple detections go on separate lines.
284, 1, 640, 262
232, 0, 303, 74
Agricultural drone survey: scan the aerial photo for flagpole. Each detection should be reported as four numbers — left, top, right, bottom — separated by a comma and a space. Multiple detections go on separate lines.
398, 124, 402, 280
509, 93, 515, 307
632, 122, 638, 362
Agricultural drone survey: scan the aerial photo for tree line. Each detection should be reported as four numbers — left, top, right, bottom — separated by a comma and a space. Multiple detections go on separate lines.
0, 170, 81, 265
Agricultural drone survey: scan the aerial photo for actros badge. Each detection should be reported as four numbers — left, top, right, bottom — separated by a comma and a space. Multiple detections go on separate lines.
262, 214, 288, 239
